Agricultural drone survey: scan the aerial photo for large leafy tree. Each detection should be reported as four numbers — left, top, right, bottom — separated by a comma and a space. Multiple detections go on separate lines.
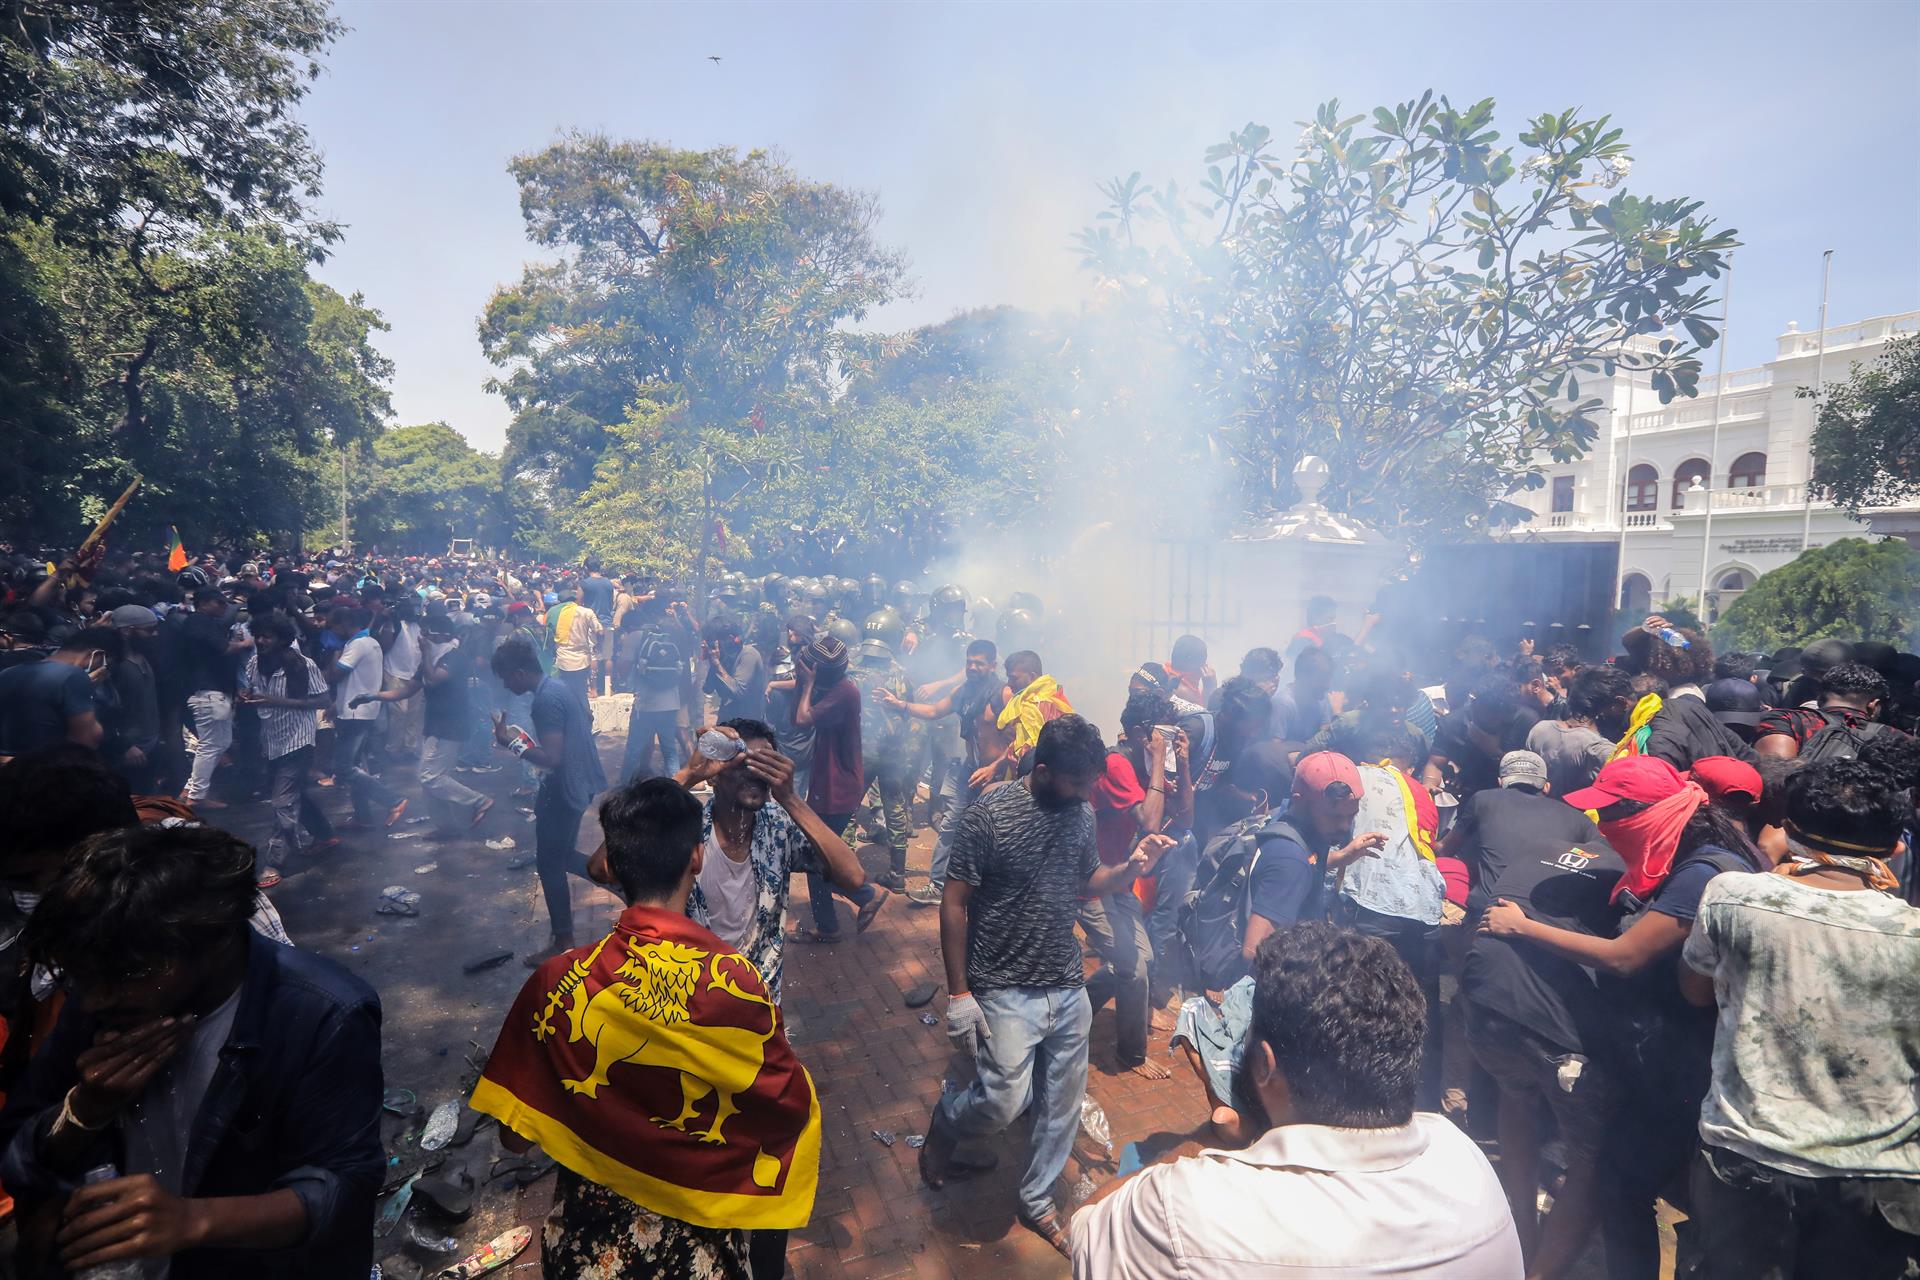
1076, 95, 1737, 537
0, 0, 386, 547
1713, 537, 1920, 653
1808, 333, 1920, 513
482, 135, 912, 570
353, 423, 504, 553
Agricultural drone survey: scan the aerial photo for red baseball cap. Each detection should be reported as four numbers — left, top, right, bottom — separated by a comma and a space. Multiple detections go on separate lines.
1294, 751, 1364, 798
1562, 756, 1685, 811
1689, 756, 1763, 805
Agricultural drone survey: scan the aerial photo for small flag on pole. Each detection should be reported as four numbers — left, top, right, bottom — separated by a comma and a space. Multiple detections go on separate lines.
166, 526, 189, 573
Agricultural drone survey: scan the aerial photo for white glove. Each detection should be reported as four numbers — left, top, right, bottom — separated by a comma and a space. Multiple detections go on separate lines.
945, 993, 991, 1056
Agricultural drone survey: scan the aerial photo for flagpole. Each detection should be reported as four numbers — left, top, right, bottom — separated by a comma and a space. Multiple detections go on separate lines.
1697, 253, 1733, 616
1802, 249, 1833, 551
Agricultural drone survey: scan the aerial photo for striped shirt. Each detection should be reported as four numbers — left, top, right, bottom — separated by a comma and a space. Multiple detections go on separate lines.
242, 653, 324, 760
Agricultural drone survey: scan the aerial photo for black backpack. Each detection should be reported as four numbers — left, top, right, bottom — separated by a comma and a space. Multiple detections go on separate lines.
1178, 814, 1312, 993
1798, 710, 1890, 765
633, 626, 683, 691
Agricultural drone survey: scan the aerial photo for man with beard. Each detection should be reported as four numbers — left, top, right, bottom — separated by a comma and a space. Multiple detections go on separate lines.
1071, 923, 1520, 1280
919, 715, 1174, 1256
668, 718, 868, 1280
881, 639, 1004, 909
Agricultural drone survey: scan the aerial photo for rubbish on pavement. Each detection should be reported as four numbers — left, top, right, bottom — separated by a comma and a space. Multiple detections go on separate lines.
419, 1101, 459, 1151
433, 1225, 533, 1279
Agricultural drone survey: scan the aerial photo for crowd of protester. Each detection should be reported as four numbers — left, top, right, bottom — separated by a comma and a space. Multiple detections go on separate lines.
0, 539, 1915, 1279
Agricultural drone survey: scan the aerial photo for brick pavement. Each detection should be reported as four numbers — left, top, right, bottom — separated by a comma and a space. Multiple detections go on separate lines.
777, 819, 1213, 1280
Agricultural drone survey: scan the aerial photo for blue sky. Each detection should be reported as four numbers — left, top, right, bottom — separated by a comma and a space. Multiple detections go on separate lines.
302, 0, 1920, 452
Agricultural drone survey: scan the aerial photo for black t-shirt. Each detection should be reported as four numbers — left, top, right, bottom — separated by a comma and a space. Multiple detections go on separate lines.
423, 639, 474, 740
1456, 787, 1618, 1052
948, 780, 1098, 991
179, 610, 237, 696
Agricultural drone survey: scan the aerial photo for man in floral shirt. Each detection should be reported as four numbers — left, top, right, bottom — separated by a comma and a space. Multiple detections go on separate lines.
677, 718, 868, 1004
674, 718, 867, 1279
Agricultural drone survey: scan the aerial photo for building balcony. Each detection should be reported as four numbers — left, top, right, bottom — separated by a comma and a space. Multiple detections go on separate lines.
1530, 509, 1670, 533
1623, 390, 1770, 436
1774, 312, 1920, 360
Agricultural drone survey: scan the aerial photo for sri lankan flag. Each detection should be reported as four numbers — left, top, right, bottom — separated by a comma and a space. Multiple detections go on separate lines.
470, 905, 821, 1230
546, 599, 579, 652
165, 526, 189, 573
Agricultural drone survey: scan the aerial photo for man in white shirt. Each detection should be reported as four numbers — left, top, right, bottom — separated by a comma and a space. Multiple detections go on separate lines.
381, 601, 424, 760
551, 581, 604, 701
1071, 920, 1521, 1280
1679, 759, 1920, 1280
323, 606, 408, 830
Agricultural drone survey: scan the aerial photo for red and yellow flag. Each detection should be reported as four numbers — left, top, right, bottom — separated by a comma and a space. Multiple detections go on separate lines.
165, 526, 189, 573
469, 906, 820, 1231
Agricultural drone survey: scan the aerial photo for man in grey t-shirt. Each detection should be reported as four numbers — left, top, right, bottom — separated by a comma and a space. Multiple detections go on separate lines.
918, 715, 1171, 1256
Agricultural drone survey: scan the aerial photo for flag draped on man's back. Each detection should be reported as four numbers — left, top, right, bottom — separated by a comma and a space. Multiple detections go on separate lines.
470, 904, 821, 1230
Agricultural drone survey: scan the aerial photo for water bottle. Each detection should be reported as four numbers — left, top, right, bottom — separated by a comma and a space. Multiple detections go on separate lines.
75, 1165, 143, 1279
1657, 627, 1691, 650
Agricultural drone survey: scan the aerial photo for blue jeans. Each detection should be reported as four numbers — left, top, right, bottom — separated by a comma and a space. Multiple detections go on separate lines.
1144, 832, 1199, 1007
806, 810, 875, 934
927, 781, 983, 891
534, 784, 593, 942
934, 985, 1092, 1220
457, 681, 498, 766
1081, 892, 1152, 1066
623, 706, 684, 783
337, 718, 402, 824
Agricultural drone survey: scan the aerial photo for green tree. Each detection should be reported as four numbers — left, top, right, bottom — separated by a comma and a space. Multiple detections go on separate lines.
1712, 538, 1920, 653
483, 135, 912, 572
355, 423, 504, 553
570, 377, 1058, 577
1808, 333, 1920, 513
0, 0, 387, 547
2, 222, 389, 545
1076, 95, 1737, 538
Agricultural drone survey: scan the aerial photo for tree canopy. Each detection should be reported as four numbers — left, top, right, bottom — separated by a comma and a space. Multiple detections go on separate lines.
1809, 333, 1920, 513
483, 135, 918, 570
0, 0, 390, 550
351, 423, 505, 554
1075, 95, 1737, 539
1712, 537, 1920, 653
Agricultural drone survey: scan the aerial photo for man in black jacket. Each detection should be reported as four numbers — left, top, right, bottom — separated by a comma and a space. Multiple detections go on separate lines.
0, 825, 383, 1279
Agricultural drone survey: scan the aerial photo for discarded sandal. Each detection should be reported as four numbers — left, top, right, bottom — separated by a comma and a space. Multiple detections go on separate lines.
412, 1169, 476, 1223
432, 1225, 532, 1279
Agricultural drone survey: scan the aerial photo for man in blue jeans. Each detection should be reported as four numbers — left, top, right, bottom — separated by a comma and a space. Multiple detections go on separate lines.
491, 638, 608, 966
918, 715, 1171, 1256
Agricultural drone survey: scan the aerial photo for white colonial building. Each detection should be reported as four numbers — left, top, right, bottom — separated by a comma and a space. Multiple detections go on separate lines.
1505, 309, 1920, 622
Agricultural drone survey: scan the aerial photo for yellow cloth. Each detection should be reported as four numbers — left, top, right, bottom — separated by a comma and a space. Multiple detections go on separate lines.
996, 674, 1074, 761
1610, 692, 1663, 762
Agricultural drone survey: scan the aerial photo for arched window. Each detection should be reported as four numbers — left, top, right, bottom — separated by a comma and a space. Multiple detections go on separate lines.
1626, 464, 1659, 512
1672, 458, 1710, 507
1709, 568, 1754, 623
1619, 573, 1652, 615
1729, 452, 1767, 488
